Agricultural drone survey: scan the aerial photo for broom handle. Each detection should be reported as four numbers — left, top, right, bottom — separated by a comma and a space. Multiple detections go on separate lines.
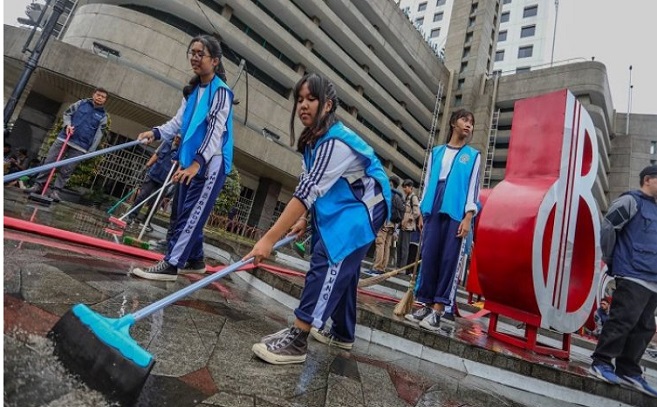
4, 139, 146, 183
137, 163, 178, 240
106, 188, 136, 215
131, 234, 297, 322
117, 179, 174, 221
39, 129, 73, 196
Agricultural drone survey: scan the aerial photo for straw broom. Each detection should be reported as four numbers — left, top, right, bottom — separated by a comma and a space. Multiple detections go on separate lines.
358, 259, 421, 288
393, 236, 423, 316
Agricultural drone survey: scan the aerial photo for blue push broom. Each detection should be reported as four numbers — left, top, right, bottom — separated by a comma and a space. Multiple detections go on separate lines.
48, 233, 297, 403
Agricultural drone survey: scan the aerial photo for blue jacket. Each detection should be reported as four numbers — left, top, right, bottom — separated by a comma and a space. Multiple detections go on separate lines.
420, 144, 480, 221
611, 190, 657, 282
148, 141, 176, 184
58, 99, 107, 152
305, 122, 391, 264
179, 76, 233, 174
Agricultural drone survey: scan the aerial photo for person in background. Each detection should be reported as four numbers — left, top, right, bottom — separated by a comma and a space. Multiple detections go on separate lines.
405, 109, 481, 332
589, 165, 657, 398
397, 179, 420, 268
24, 88, 109, 202
592, 297, 611, 338
371, 175, 402, 274
126, 137, 177, 231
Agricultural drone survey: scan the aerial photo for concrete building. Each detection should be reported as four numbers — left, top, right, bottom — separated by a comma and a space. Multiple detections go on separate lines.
493, 0, 556, 74
4, 0, 451, 230
397, 0, 557, 74
397, 0, 454, 58
4, 0, 656, 230
608, 113, 657, 199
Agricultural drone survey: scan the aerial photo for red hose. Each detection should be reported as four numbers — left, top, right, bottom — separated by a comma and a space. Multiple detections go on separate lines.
3, 216, 162, 261
5, 216, 404, 305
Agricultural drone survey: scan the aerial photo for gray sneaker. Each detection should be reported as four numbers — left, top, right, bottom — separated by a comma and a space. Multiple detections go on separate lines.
132, 260, 178, 281
178, 259, 206, 274
419, 310, 443, 332
252, 326, 308, 365
405, 306, 432, 323
310, 327, 353, 350
23, 184, 42, 194
49, 190, 61, 203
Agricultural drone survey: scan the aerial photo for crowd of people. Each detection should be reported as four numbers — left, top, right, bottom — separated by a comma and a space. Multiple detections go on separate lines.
4, 33, 656, 396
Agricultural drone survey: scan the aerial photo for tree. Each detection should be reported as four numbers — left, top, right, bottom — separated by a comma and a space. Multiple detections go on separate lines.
213, 168, 241, 216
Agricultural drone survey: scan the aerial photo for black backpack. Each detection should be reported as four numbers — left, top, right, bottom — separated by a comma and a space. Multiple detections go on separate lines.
390, 190, 405, 223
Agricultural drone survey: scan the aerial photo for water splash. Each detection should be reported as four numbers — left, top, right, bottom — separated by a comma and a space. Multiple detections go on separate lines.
4, 330, 118, 407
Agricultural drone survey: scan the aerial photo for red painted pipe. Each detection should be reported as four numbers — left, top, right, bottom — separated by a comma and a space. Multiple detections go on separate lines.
3, 216, 162, 261
5, 216, 406, 305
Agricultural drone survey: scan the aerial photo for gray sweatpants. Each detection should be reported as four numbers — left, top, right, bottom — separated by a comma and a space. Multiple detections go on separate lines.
34, 139, 86, 191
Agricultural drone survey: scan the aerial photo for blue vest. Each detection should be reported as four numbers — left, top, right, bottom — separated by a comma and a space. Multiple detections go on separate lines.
58, 99, 106, 151
148, 141, 176, 184
179, 75, 233, 174
611, 190, 657, 282
304, 122, 392, 264
420, 144, 480, 221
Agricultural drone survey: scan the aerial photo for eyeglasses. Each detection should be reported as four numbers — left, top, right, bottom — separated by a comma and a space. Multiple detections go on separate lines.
187, 50, 210, 59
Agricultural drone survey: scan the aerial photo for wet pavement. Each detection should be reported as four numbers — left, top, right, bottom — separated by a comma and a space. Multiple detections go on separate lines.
3, 187, 657, 406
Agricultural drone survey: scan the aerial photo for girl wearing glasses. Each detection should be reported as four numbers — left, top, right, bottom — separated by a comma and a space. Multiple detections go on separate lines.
133, 35, 234, 281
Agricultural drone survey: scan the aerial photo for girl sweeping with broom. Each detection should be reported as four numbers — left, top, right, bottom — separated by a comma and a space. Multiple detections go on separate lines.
245, 73, 391, 364
404, 109, 481, 332
132, 34, 234, 281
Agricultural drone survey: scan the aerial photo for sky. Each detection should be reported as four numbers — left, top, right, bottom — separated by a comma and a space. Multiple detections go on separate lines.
2, 0, 656, 114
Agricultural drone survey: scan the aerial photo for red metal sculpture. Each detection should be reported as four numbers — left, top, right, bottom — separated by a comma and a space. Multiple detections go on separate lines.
475, 89, 601, 359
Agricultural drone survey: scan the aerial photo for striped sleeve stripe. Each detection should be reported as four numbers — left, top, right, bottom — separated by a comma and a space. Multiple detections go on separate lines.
198, 88, 228, 155
295, 139, 335, 200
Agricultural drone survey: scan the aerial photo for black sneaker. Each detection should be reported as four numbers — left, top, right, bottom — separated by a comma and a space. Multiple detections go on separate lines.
252, 326, 308, 365
132, 260, 178, 281
405, 306, 432, 323
178, 259, 206, 274
310, 327, 353, 350
419, 310, 443, 332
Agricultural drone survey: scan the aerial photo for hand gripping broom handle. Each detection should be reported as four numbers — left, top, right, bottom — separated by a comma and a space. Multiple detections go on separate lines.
4, 139, 147, 183
130, 234, 297, 323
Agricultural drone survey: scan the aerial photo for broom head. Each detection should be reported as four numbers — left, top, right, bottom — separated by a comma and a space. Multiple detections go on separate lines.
393, 286, 415, 316
104, 227, 124, 237
122, 236, 150, 250
108, 216, 127, 228
293, 242, 306, 257
27, 193, 54, 206
48, 304, 154, 403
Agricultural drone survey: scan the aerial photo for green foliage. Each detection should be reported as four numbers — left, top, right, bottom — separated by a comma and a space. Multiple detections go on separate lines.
40, 114, 111, 190
214, 168, 241, 215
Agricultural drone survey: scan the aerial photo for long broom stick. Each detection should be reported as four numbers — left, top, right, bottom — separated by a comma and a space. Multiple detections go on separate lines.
4, 139, 146, 183
358, 260, 421, 288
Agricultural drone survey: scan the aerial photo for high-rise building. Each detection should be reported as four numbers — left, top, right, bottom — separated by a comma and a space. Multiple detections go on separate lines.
493, 0, 557, 74
397, 0, 454, 58
397, 0, 557, 74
